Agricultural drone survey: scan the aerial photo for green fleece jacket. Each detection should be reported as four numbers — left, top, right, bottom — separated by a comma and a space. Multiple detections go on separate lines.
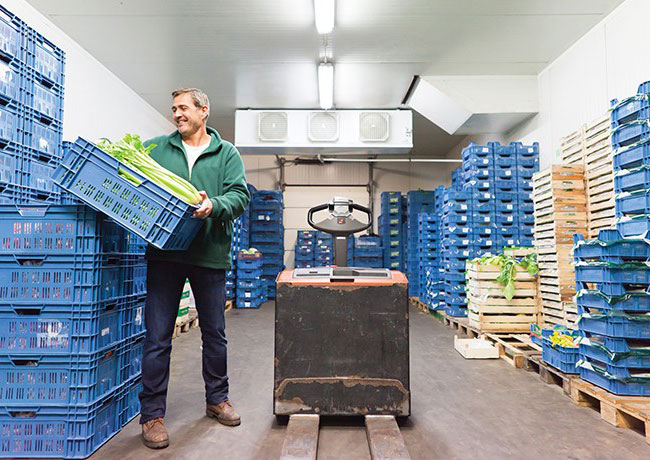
144, 127, 250, 269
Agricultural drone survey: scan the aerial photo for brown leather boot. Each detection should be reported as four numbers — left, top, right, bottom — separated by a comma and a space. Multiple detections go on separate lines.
206, 400, 241, 426
142, 417, 169, 449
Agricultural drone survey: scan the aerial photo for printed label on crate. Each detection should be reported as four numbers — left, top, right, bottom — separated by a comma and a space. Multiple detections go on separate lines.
135, 307, 143, 326
101, 327, 110, 336
506, 204, 513, 210
505, 170, 512, 176
245, 292, 251, 298
460, 204, 468, 210
463, 240, 469, 245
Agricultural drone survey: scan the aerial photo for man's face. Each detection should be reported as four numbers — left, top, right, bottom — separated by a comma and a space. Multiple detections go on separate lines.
172, 93, 206, 136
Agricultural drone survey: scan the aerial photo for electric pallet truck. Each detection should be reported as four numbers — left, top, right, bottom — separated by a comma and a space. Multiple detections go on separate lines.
274, 197, 411, 460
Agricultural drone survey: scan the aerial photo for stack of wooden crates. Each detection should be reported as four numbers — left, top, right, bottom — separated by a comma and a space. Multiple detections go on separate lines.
559, 114, 615, 238
583, 115, 615, 238
533, 165, 587, 329
466, 248, 539, 333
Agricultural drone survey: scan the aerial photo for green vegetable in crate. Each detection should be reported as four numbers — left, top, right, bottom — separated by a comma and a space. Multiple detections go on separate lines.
470, 252, 538, 301
98, 134, 202, 205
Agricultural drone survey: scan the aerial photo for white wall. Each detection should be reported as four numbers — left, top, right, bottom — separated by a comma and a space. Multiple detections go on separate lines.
6, 0, 174, 142
510, 0, 650, 168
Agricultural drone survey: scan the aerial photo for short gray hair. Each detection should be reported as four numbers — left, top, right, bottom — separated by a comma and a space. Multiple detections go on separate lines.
172, 88, 210, 120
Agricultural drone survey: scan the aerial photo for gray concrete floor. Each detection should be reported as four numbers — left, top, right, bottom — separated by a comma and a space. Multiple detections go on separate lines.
91, 302, 650, 459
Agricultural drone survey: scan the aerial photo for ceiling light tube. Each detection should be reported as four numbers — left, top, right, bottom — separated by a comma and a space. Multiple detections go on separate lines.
314, 0, 335, 34
318, 62, 334, 110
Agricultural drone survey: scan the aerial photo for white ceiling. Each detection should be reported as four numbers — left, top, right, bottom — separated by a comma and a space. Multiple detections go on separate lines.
28, 0, 625, 156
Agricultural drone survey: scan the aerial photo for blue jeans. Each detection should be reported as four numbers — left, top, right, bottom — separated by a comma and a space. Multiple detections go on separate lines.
139, 260, 228, 424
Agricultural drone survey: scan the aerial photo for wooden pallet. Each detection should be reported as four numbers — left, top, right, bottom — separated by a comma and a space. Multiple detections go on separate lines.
409, 296, 429, 313
525, 355, 578, 395
570, 378, 650, 445
173, 312, 199, 339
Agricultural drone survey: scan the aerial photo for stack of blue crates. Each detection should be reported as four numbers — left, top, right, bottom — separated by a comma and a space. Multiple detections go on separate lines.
379, 192, 405, 271
314, 231, 334, 266
0, 205, 146, 458
611, 80, 650, 237
451, 167, 463, 191
0, 5, 69, 206
250, 190, 284, 298
0, 8, 144, 457
440, 188, 473, 316
235, 250, 265, 309
405, 191, 437, 296
352, 235, 383, 268
573, 230, 650, 395
417, 188, 445, 305
295, 230, 316, 268
227, 209, 250, 300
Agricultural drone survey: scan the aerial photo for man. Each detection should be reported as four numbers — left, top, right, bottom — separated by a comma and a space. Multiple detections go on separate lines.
139, 88, 250, 449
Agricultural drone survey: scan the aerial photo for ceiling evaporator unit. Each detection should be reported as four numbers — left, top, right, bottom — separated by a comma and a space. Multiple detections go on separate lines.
235, 109, 412, 155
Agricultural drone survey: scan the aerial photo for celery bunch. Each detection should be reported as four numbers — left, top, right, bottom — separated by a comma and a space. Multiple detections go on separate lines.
98, 134, 202, 205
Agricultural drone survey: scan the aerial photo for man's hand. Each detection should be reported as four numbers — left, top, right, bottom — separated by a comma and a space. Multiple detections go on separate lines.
193, 191, 213, 218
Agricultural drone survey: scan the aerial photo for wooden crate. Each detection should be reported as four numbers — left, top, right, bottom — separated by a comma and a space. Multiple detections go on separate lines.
466, 262, 539, 333
560, 129, 585, 165
503, 247, 535, 257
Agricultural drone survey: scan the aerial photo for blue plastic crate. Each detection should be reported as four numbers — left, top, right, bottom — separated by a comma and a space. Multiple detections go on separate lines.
117, 376, 142, 428
614, 166, 650, 194
516, 157, 539, 169
0, 342, 127, 406
236, 297, 263, 309
24, 26, 65, 86
122, 294, 146, 339
22, 108, 63, 160
124, 255, 146, 296
250, 220, 283, 233
462, 156, 494, 171
612, 120, 650, 150
236, 267, 262, 280
462, 168, 493, 182
445, 306, 468, 317
0, 5, 25, 62
297, 230, 316, 240
21, 69, 64, 124
0, 297, 136, 356
236, 286, 265, 300
579, 361, 650, 396
236, 255, 263, 270
0, 103, 21, 145
53, 139, 203, 251
354, 247, 382, 258
574, 262, 650, 286
573, 232, 650, 263
251, 232, 283, 244
251, 210, 282, 222
0, 143, 24, 190
295, 261, 314, 268
579, 339, 650, 369
462, 143, 491, 159
611, 95, 650, 129
0, 381, 128, 459
614, 140, 650, 171
542, 337, 579, 374
578, 311, 650, 339
576, 290, 650, 312
236, 278, 263, 290
252, 242, 283, 255
0, 252, 131, 304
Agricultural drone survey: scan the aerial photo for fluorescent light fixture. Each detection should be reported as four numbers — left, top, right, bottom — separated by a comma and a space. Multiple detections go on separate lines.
314, 0, 335, 34
318, 62, 334, 110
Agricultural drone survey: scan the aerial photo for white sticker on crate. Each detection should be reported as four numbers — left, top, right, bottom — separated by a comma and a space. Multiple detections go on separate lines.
460, 204, 467, 210
505, 171, 511, 176
135, 307, 143, 325
101, 327, 110, 336
245, 292, 251, 298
